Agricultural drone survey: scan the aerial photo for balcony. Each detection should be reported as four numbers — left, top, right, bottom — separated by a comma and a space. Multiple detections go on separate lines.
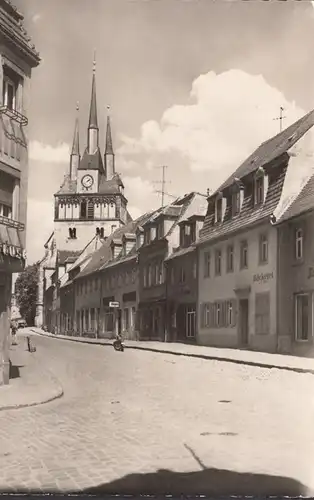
0, 215, 24, 231
0, 105, 28, 127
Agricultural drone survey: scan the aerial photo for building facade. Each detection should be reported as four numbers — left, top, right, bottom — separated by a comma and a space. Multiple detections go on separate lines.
0, 0, 40, 384
197, 109, 314, 353
165, 214, 205, 343
138, 193, 207, 341
276, 173, 314, 355
36, 58, 131, 328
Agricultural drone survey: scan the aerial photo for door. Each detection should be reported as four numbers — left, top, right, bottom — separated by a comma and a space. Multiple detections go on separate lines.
239, 299, 249, 346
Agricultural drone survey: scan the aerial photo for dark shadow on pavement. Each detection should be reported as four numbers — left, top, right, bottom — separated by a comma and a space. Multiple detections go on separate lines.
81, 467, 307, 497
9, 360, 22, 379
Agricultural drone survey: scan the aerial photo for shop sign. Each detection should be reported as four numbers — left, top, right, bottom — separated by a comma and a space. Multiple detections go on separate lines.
253, 271, 274, 284
0, 243, 26, 260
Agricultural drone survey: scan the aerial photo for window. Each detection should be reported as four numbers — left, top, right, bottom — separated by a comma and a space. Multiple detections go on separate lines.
232, 190, 241, 217
87, 201, 94, 219
3, 73, 17, 111
185, 224, 191, 236
255, 293, 270, 335
240, 240, 248, 269
68, 228, 76, 239
259, 233, 268, 264
203, 303, 211, 327
0, 203, 12, 219
144, 229, 150, 245
143, 268, 147, 288
215, 302, 221, 327
215, 197, 223, 223
215, 249, 222, 276
111, 225, 116, 233
226, 301, 233, 327
80, 200, 87, 218
180, 266, 186, 283
148, 265, 152, 287
226, 245, 234, 273
295, 228, 303, 260
192, 260, 197, 279
255, 176, 264, 205
295, 294, 310, 341
204, 251, 210, 278
123, 308, 130, 330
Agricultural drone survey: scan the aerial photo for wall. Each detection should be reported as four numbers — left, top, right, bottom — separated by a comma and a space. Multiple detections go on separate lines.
54, 218, 122, 253
198, 222, 278, 352
277, 211, 314, 355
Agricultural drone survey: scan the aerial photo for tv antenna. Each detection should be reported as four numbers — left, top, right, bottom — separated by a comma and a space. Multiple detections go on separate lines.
153, 165, 171, 207
273, 106, 286, 132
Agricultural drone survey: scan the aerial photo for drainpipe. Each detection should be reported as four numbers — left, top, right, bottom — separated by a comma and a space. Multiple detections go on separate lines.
97, 272, 102, 340
164, 258, 168, 343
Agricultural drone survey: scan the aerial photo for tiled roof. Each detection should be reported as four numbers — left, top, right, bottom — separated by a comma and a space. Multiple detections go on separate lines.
217, 109, 314, 192
165, 245, 196, 261
78, 148, 103, 171
76, 210, 158, 278
56, 175, 76, 195
276, 172, 314, 224
57, 250, 81, 266
199, 160, 288, 244
98, 174, 124, 195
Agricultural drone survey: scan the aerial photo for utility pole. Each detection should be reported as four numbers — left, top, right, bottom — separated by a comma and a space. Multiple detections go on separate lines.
273, 106, 286, 132
153, 165, 170, 207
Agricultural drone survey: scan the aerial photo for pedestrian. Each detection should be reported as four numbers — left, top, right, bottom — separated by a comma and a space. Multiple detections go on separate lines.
11, 319, 18, 345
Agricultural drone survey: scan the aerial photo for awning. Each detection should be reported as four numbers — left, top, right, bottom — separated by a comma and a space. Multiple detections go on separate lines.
0, 225, 26, 262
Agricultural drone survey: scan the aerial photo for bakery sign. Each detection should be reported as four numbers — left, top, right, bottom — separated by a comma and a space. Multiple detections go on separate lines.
0, 243, 26, 260
253, 271, 274, 284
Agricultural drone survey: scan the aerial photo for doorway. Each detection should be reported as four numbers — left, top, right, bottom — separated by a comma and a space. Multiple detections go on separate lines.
239, 298, 249, 347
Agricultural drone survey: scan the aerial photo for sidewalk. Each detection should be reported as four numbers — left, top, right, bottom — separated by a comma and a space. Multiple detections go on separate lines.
0, 332, 63, 411
31, 328, 314, 375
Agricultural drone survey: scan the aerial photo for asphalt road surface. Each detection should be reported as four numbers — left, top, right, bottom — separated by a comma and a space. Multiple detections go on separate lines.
0, 329, 313, 496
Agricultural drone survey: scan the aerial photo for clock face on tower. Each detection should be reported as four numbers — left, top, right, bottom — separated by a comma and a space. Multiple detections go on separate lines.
81, 174, 94, 189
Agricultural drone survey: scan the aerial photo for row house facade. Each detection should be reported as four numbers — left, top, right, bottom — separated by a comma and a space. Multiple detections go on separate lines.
138, 192, 207, 342
0, 0, 40, 384
197, 108, 314, 353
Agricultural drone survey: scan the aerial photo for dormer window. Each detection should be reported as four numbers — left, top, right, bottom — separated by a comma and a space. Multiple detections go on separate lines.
69, 228, 76, 239
254, 167, 266, 206
232, 191, 241, 216
215, 197, 222, 223
2, 66, 20, 111
151, 226, 157, 240
144, 229, 150, 245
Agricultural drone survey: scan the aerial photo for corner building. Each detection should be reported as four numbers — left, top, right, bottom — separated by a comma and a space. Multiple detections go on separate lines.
0, 0, 40, 384
197, 110, 314, 353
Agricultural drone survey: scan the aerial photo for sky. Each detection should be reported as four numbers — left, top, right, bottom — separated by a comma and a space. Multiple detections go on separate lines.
13, 0, 314, 264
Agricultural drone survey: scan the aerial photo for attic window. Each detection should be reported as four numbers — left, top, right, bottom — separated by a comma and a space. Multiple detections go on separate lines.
232, 190, 241, 216
254, 167, 267, 207
215, 196, 223, 223
288, 132, 298, 142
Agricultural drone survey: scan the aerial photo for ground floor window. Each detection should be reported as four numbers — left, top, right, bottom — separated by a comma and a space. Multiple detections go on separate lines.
123, 308, 130, 330
104, 311, 114, 332
201, 299, 236, 328
255, 292, 270, 335
295, 293, 311, 341
186, 306, 196, 338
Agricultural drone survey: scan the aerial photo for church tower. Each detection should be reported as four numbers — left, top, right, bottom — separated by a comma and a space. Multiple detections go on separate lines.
53, 55, 131, 253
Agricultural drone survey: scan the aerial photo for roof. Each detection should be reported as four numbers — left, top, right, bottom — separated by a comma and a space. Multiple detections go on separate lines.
78, 148, 103, 171
217, 109, 314, 193
276, 172, 314, 224
165, 245, 196, 261
57, 250, 81, 266
76, 210, 158, 279
56, 175, 76, 195
98, 174, 124, 194
71, 106, 80, 156
0, 0, 40, 67
88, 71, 98, 129
105, 115, 113, 155
199, 158, 288, 244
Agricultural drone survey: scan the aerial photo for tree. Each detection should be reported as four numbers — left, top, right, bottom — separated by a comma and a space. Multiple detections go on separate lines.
15, 262, 39, 326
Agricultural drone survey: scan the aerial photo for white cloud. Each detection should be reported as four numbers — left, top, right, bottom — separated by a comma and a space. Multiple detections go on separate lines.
124, 175, 161, 219
119, 69, 306, 179
32, 13, 41, 23
29, 141, 70, 164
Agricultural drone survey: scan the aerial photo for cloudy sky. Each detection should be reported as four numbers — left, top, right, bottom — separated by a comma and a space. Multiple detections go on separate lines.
13, 0, 314, 263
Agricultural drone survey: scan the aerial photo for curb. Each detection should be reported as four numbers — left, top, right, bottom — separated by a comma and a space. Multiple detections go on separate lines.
31, 329, 314, 376
0, 385, 64, 412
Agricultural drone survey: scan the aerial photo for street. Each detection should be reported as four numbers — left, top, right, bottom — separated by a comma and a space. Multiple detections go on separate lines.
0, 330, 314, 495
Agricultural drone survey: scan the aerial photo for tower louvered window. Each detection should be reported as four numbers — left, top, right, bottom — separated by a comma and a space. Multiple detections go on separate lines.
87, 200, 94, 219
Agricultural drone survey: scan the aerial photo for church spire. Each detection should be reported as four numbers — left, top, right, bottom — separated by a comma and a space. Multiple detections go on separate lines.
87, 50, 99, 154
70, 102, 80, 180
105, 105, 115, 179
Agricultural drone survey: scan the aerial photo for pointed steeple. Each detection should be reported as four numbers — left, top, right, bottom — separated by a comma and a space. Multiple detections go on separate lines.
87, 50, 99, 154
105, 109, 113, 155
104, 105, 115, 179
70, 102, 80, 180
